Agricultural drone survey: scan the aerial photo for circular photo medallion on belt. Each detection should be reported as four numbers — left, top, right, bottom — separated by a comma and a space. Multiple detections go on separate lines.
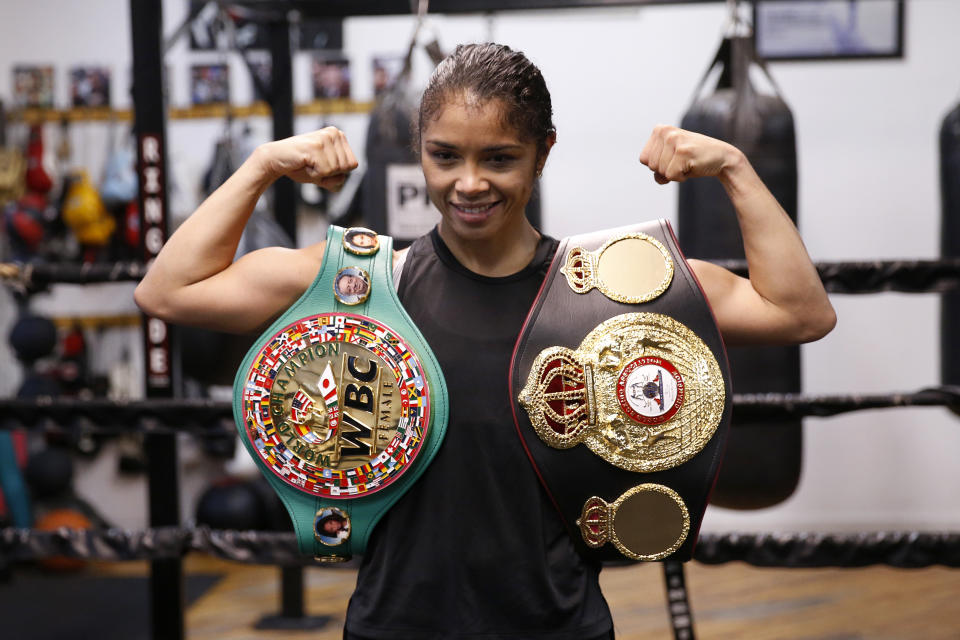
315, 507, 351, 546
343, 227, 380, 256
334, 267, 371, 306
241, 312, 431, 498
616, 356, 684, 425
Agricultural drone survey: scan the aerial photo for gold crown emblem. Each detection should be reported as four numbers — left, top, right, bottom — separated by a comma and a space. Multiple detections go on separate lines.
577, 496, 610, 548
561, 246, 596, 294
519, 347, 597, 449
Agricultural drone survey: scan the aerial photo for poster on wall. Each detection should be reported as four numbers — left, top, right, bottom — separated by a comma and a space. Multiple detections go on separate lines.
70, 67, 111, 108
13, 66, 54, 108
754, 0, 904, 60
191, 64, 230, 105
312, 56, 350, 99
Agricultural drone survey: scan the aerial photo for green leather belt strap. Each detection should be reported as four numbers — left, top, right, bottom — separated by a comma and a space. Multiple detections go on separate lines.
232, 226, 448, 561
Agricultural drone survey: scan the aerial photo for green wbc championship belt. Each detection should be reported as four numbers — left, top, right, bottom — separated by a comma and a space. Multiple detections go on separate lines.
232, 226, 448, 562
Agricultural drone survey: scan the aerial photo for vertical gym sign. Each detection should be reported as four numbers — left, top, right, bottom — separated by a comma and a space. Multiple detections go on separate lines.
139, 133, 172, 394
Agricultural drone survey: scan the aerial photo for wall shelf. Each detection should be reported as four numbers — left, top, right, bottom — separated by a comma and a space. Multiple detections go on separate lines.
10, 99, 375, 124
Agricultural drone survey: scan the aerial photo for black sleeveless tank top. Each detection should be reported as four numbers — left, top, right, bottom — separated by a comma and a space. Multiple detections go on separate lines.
344, 227, 613, 639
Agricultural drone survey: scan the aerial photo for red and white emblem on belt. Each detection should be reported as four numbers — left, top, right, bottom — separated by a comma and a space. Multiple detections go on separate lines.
616, 356, 684, 425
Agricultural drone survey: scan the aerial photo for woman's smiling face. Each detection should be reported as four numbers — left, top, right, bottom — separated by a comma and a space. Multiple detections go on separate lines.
421, 93, 548, 243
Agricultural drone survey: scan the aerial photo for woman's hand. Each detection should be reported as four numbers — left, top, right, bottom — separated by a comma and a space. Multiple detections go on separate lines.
638, 125, 741, 184
256, 127, 359, 191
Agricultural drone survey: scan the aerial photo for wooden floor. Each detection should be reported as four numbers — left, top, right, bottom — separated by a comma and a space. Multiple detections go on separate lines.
86, 556, 960, 639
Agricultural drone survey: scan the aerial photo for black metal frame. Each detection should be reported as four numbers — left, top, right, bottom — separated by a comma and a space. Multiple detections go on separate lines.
130, 2, 184, 639
752, 0, 906, 62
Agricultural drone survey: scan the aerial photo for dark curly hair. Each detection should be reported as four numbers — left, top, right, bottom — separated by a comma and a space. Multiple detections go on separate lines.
417, 43, 555, 159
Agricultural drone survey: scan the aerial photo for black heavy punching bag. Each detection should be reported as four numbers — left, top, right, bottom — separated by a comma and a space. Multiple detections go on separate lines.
360, 35, 442, 247
679, 35, 801, 509
941, 101, 960, 391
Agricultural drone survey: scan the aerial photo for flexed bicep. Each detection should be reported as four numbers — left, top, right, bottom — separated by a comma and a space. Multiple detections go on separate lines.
137, 243, 324, 333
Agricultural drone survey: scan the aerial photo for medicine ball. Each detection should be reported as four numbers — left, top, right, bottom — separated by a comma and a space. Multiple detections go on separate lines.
33, 508, 92, 572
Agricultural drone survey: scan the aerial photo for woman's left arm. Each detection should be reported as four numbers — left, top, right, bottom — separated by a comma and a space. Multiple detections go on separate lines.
638, 125, 836, 346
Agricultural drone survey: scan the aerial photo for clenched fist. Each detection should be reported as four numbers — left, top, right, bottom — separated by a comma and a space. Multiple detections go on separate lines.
638, 125, 742, 185
256, 127, 359, 191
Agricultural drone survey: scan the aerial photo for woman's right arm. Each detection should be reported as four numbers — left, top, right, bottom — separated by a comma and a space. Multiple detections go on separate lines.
134, 128, 358, 333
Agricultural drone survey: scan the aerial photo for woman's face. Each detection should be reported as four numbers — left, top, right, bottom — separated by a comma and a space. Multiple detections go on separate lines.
352, 233, 376, 248
421, 94, 547, 243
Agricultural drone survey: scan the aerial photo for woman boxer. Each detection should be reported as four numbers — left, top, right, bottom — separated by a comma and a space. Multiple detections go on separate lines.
136, 43, 834, 639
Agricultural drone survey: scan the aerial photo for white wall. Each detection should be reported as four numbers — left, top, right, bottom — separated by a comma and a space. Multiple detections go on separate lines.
1, 0, 958, 532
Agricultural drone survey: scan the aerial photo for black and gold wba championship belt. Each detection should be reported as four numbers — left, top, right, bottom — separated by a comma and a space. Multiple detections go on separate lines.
510, 220, 731, 562
232, 226, 448, 561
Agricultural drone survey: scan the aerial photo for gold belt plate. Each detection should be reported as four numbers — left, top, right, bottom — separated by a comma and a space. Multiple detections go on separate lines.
519, 313, 724, 473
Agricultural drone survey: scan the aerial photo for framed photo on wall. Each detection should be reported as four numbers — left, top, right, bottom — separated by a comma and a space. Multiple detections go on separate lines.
190, 63, 230, 105
312, 56, 350, 99
754, 0, 904, 61
372, 55, 405, 97
13, 66, 54, 108
70, 67, 111, 107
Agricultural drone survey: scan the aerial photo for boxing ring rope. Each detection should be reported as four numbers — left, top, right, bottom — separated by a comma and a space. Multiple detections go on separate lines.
2, 388, 958, 434
3, 525, 959, 568
4, 258, 960, 293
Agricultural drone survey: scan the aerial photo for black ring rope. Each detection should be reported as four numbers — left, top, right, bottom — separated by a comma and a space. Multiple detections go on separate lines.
2, 527, 958, 568
4, 259, 960, 294
0, 261, 146, 293
0, 398, 236, 436
1, 387, 957, 435
730, 387, 960, 423
693, 531, 960, 568
713, 258, 960, 294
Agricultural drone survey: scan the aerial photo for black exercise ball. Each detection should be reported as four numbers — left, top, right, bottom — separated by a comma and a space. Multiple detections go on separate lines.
25, 448, 74, 499
195, 479, 267, 531
9, 314, 57, 363
248, 476, 292, 531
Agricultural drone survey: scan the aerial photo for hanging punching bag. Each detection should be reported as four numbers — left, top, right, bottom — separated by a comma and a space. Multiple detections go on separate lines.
679, 35, 801, 509
941, 101, 960, 392
361, 35, 440, 247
